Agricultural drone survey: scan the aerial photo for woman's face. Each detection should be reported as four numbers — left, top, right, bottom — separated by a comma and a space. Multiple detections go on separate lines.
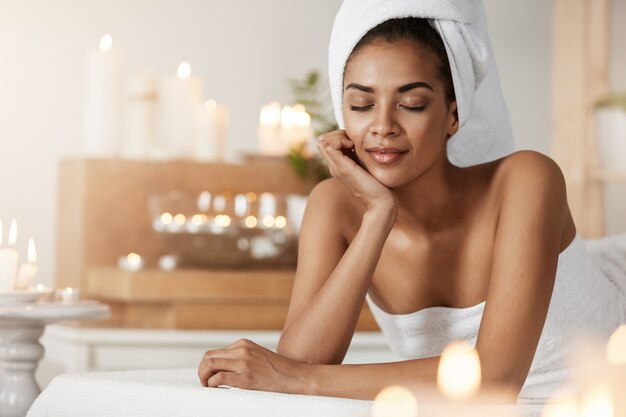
342, 39, 458, 188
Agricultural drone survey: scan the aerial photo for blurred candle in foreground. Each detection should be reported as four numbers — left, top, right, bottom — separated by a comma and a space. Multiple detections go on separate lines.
15, 238, 38, 290
0, 220, 19, 291
372, 385, 418, 417
437, 340, 482, 400
84, 33, 124, 157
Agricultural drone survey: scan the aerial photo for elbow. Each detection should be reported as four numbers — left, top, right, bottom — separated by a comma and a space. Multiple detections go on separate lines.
480, 368, 527, 401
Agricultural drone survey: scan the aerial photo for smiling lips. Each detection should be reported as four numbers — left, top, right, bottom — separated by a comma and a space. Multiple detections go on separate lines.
366, 146, 408, 165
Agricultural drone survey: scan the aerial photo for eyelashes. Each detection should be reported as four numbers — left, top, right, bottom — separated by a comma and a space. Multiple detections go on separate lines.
349, 105, 426, 112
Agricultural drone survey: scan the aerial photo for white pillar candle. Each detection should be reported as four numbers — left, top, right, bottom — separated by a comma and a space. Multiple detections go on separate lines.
194, 100, 229, 162
83, 33, 125, 157
122, 70, 157, 159
156, 62, 203, 159
0, 220, 19, 292
257, 102, 285, 155
15, 238, 38, 290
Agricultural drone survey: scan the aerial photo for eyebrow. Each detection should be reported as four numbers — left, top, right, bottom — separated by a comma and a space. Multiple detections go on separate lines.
345, 82, 434, 93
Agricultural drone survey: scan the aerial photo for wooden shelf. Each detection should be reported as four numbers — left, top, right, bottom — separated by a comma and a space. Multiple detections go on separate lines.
84, 267, 378, 331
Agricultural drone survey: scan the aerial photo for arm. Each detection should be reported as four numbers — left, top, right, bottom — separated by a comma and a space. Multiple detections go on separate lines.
278, 131, 397, 364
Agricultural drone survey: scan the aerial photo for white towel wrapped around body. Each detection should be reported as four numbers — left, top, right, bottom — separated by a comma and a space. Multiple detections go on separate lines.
328, 0, 514, 166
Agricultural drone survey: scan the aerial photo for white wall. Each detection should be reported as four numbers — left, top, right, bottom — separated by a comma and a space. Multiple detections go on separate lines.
0, 0, 610, 287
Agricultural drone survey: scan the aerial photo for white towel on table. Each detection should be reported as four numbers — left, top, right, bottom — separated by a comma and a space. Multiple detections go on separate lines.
328, 0, 514, 166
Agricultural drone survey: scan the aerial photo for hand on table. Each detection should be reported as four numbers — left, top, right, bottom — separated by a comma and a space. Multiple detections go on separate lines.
198, 339, 311, 394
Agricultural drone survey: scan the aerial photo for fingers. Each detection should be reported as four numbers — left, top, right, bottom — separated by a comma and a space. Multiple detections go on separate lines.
198, 357, 244, 387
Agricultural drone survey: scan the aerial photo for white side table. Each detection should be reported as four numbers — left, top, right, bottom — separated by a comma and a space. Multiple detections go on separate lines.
0, 302, 110, 417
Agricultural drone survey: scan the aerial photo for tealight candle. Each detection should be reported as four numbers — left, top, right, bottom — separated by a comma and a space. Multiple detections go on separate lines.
0, 220, 19, 292
118, 252, 144, 271
15, 238, 38, 290
56, 287, 81, 303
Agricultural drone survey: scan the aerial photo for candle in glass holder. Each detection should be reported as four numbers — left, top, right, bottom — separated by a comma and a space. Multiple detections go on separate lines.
118, 252, 144, 271
15, 238, 38, 290
0, 220, 19, 291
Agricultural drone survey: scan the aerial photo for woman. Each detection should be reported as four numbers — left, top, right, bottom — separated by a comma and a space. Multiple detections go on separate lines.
197, 3, 625, 402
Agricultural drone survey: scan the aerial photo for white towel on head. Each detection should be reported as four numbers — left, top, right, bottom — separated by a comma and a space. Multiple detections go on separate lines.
328, 0, 514, 167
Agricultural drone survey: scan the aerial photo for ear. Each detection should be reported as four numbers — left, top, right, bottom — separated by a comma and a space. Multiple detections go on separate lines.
446, 101, 460, 137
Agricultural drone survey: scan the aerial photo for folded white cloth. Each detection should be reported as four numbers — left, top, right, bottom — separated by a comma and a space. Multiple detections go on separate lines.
328, 0, 514, 166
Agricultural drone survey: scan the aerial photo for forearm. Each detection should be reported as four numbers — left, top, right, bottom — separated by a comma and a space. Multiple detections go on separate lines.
301, 357, 440, 400
278, 210, 395, 364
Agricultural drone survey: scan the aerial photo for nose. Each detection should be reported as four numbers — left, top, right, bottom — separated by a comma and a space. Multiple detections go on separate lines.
369, 105, 399, 138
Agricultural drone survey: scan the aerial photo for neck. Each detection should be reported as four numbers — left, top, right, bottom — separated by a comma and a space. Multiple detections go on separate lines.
392, 151, 465, 233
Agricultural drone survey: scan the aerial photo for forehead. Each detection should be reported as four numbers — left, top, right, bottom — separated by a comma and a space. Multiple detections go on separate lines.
343, 40, 440, 89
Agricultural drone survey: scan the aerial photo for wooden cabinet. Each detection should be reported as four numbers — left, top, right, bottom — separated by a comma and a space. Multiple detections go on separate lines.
55, 159, 378, 330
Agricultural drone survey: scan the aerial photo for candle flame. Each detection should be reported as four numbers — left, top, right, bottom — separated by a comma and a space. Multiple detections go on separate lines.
244, 215, 257, 228
215, 214, 231, 227
262, 215, 275, 228
606, 324, 626, 365
174, 213, 186, 225
177, 62, 191, 79
437, 341, 481, 400
274, 216, 287, 228
372, 386, 418, 417
65, 287, 74, 294
36, 284, 45, 292
8, 219, 17, 246
204, 99, 217, 112
28, 238, 36, 263
127, 252, 142, 265
99, 33, 113, 51
160, 212, 173, 225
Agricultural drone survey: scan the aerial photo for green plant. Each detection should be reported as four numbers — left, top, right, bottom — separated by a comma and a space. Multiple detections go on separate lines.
594, 93, 626, 112
288, 70, 339, 136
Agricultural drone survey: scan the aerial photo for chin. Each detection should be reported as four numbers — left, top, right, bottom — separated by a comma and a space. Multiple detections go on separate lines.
368, 168, 411, 189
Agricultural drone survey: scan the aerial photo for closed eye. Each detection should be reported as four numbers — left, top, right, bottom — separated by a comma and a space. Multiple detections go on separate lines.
349, 105, 373, 112
401, 105, 426, 112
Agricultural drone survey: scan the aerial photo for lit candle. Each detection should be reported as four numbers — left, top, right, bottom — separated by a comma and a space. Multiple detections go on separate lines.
118, 252, 144, 271
56, 287, 81, 303
281, 104, 313, 151
84, 33, 125, 157
15, 238, 38, 290
195, 99, 229, 162
0, 220, 19, 291
257, 101, 285, 155
156, 61, 203, 158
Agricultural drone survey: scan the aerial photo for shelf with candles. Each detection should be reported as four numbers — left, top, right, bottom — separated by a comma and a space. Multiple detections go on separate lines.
82, 265, 378, 330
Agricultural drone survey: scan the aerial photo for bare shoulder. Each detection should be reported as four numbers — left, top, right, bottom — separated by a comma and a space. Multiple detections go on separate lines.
307, 177, 363, 215
305, 177, 363, 238
492, 150, 567, 200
